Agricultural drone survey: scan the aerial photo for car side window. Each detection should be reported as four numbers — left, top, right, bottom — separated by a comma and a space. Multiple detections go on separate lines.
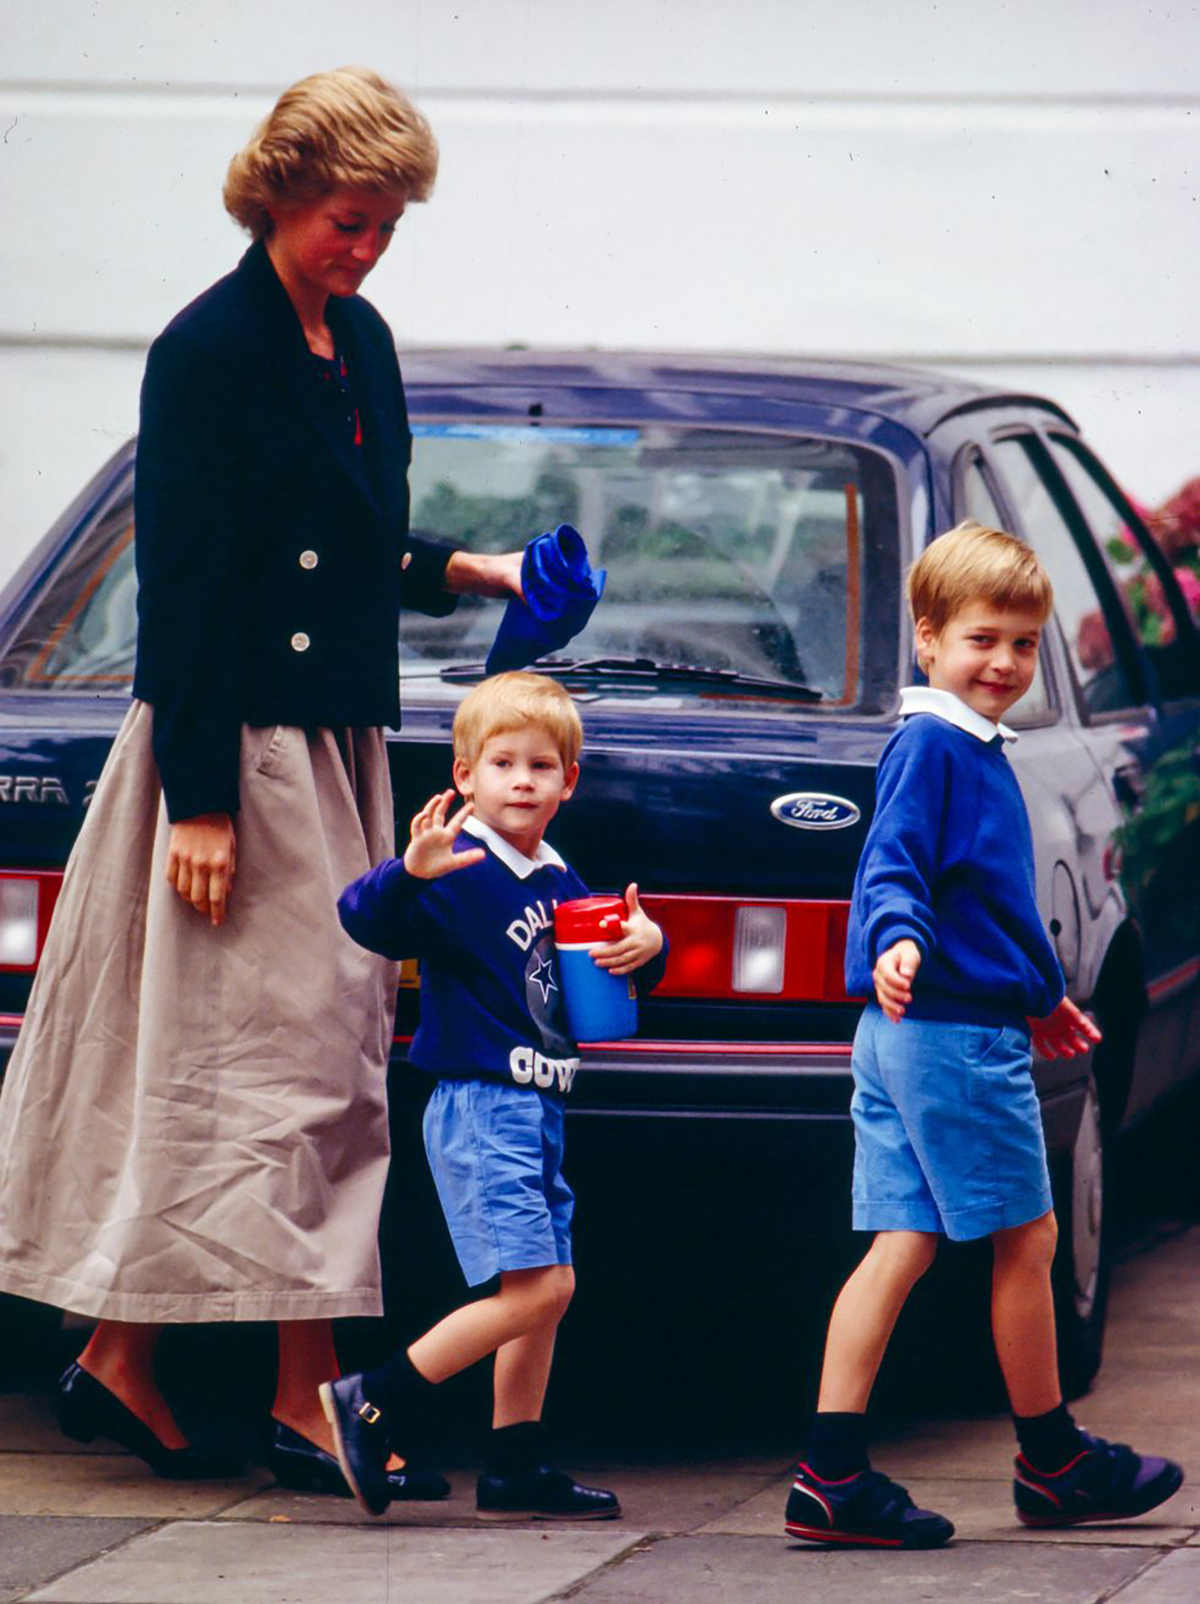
991, 436, 1141, 716
957, 452, 1008, 530
1045, 434, 1200, 700
954, 450, 1054, 723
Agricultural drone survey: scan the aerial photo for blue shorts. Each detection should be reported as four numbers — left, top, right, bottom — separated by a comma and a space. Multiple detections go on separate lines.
422, 1079, 574, 1288
850, 1004, 1053, 1241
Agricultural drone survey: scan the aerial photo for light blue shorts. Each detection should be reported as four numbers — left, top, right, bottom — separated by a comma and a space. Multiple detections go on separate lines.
850, 1004, 1053, 1241
422, 1079, 574, 1288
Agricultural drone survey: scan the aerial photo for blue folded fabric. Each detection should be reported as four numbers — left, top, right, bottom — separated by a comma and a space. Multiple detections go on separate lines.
485, 525, 606, 674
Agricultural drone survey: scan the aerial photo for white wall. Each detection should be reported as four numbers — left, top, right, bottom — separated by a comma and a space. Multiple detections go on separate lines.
3, 0, 1198, 582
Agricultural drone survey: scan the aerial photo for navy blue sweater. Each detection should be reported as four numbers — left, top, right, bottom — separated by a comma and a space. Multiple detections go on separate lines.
845, 712, 1064, 1028
339, 832, 667, 1096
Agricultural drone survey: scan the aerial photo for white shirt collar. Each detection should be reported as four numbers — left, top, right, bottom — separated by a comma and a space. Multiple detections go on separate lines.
461, 814, 566, 879
899, 685, 1018, 744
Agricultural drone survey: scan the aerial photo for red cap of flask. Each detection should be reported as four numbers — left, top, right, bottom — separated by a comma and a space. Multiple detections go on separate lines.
554, 896, 627, 944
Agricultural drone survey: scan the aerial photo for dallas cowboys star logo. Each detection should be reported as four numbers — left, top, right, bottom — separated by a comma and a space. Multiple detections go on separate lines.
528, 952, 559, 1005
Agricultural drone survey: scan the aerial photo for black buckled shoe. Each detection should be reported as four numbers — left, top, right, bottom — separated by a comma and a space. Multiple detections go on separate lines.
267, 1419, 449, 1501
58, 1362, 244, 1481
785, 1462, 954, 1548
477, 1464, 621, 1521
318, 1374, 394, 1517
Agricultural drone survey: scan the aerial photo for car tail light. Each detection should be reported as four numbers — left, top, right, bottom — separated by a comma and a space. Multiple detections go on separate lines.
0, 871, 64, 973
639, 894, 859, 1003
732, 905, 786, 994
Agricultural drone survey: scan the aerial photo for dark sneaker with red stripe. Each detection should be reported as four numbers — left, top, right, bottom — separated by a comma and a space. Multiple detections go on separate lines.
785, 1462, 954, 1548
1014, 1432, 1183, 1527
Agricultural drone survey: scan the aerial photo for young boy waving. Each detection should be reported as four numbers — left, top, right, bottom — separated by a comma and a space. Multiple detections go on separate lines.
326, 672, 666, 1518
785, 521, 1184, 1548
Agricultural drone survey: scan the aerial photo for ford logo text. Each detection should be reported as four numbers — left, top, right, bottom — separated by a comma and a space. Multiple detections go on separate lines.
770, 792, 861, 831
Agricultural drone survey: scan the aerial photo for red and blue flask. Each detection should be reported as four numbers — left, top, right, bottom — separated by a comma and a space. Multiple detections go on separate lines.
554, 896, 638, 1042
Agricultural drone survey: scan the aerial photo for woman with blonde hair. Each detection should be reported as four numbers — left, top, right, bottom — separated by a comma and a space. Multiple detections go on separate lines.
0, 67, 523, 1497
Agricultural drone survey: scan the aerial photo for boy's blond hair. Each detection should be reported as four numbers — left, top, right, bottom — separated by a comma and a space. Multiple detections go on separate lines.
224, 66, 438, 239
453, 673, 583, 770
908, 520, 1053, 665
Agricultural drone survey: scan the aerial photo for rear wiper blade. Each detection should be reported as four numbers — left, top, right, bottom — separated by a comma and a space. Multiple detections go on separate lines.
439, 655, 822, 700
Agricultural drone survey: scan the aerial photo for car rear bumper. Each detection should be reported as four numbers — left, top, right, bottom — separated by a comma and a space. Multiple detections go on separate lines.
392, 1035, 1089, 1161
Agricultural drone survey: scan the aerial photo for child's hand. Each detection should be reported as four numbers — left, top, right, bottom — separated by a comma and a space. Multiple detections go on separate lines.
1028, 998, 1102, 1060
403, 791, 486, 880
874, 938, 921, 1022
590, 883, 664, 977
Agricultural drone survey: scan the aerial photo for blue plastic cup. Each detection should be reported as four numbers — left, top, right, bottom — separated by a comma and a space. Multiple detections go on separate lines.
554, 896, 638, 1042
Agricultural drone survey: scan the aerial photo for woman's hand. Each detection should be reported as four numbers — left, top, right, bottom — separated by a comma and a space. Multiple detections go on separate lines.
590, 884, 665, 977
873, 938, 922, 1022
443, 550, 524, 601
1027, 998, 1103, 1060
166, 813, 237, 927
403, 791, 486, 880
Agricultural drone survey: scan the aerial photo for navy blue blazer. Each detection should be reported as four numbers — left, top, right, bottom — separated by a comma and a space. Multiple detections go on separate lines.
132, 240, 458, 822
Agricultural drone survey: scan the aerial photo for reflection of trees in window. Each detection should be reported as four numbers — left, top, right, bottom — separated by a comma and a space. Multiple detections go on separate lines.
0, 508, 138, 690
413, 469, 579, 552
600, 507, 756, 601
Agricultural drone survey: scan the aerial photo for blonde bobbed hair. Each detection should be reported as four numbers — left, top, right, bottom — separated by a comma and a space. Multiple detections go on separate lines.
223, 66, 438, 239
453, 673, 584, 771
908, 520, 1053, 667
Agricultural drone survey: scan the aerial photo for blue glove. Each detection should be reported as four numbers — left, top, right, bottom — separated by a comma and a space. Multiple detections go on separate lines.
485, 525, 606, 674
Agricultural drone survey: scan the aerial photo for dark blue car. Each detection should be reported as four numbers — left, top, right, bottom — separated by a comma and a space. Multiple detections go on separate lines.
1, 353, 1197, 1395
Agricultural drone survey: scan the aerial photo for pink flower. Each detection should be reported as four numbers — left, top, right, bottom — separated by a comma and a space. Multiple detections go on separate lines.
1174, 564, 1200, 615
1076, 609, 1114, 671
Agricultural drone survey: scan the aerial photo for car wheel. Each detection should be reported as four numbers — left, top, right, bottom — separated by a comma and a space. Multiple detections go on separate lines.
1052, 1071, 1110, 1399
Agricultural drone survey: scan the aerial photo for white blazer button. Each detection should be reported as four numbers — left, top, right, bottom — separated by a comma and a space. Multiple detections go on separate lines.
290, 632, 311, 652
299, 550, 319, 570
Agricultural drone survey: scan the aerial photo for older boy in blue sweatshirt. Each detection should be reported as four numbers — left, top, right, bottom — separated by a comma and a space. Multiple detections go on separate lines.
785, 521, 1184, 1548
324, 672, 666, 1518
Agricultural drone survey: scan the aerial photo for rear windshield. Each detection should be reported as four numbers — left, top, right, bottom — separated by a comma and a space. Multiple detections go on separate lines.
0, 423, 899, 709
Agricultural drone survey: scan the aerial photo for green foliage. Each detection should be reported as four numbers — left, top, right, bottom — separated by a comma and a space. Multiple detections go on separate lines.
413, 470, 580, 552
1113, 746, 1200, 897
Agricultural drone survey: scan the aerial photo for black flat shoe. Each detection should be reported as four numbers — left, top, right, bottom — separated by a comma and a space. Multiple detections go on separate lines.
267, 1419, 450, 1502
58, 1362, 244, 1481
477, 1464, 621, 1520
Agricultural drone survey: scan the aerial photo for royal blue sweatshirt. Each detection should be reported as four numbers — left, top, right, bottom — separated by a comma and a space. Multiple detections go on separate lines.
338, 818, 667, 1096
844, 690, 1065, 1029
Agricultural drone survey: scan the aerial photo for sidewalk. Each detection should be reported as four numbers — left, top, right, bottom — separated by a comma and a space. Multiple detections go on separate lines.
1, 1226, 1197, 1603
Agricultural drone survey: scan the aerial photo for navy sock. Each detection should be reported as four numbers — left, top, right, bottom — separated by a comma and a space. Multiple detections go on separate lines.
360, 1348, 437, 1437
1014, 1403, 1084, 1471
804, 1412, 869, 1480
485, 1420, 547, 1478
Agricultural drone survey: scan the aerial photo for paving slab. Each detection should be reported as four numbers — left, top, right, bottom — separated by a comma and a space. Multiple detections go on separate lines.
26, 1518, 646, 1604
0, 1393, 91, 1455
1110, 1549, 1200, 1602
569, 1533, 1152, 1603
0, 1516, 151, 1604
227, 1463, 780, 1535
1066, 1380, 1200, 1428
0, 1452, 266, 1518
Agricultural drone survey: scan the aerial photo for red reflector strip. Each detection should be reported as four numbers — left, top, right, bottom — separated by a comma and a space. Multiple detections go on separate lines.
0, 870, 64, 974
639, 894, 859, 1003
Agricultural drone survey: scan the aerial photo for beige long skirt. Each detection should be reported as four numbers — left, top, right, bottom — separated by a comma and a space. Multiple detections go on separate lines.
0, 702, 398, 1322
